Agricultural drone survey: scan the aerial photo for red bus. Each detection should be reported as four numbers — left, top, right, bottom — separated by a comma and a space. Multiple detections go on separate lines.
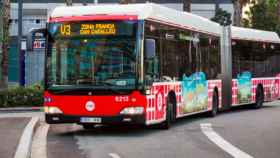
28, 3, 280, 129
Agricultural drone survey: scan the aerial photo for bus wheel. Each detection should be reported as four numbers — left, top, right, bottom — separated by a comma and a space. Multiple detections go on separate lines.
208, 91, 218, 117
160, 98, 173, 129
253, 86, 264, 109
82, 124, 95, 130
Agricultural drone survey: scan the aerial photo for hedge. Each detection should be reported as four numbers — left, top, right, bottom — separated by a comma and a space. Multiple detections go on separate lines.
0, 85, 44, 107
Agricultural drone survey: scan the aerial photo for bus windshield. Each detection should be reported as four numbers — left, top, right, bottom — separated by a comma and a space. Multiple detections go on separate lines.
46, 21, 139, 92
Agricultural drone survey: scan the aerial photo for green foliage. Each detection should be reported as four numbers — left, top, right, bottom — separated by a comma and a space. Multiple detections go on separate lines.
0, 85, 44, 107
211, 8, 232, 26
243, 0, 280, 35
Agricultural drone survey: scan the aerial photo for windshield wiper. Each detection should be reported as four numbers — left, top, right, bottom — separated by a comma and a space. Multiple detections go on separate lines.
49, 87, 90, 94
49, 82, 126, 95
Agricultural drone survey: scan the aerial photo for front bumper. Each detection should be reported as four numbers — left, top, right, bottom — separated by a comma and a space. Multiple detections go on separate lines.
45, 114, 146, 125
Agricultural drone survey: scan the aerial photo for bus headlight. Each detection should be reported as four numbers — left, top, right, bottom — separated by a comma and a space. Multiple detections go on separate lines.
45, 106, 63, 114
120, 107, 144, 115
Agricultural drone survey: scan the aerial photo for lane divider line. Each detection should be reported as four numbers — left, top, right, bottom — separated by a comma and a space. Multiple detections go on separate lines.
14, 117, 39, 158
200, 123, 254, 158
109, 153, 121, 158
31, 123, 50, 158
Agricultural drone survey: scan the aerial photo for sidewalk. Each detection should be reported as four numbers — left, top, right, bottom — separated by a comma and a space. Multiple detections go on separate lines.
0, 107, 43, 113
0, 117, 31, 158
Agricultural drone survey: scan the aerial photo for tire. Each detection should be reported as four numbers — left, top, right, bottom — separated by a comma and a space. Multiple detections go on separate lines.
253, 86, 264, 109
208, 91, 218, 117
160, 98, 173, 129
170, 97, 177, 123
82, 124, 96, 130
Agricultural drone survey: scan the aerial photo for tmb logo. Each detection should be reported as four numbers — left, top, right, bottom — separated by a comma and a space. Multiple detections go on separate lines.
85, 101, 95, 112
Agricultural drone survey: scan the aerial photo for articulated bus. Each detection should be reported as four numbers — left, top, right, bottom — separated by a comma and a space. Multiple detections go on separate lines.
28, 3, 280, 129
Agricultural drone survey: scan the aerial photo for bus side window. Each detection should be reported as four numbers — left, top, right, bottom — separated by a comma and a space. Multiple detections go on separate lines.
144, 38, 160, 84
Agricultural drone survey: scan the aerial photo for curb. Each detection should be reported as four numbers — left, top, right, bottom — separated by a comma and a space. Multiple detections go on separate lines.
31, 123, 49, 158
0, 107, 43, 113
14, 117, 40, 158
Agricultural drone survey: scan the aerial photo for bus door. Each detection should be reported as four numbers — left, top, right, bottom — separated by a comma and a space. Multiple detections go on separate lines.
181, 34, 208, 114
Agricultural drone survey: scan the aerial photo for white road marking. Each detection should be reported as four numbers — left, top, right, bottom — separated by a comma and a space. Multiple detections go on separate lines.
14, 117, 39, 158
109, 153, 121, 158
31, 123, 50, 158
200, 123, 253, 158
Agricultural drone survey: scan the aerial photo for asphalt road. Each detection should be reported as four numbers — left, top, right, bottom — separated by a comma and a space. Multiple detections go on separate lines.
47, 101, 280, 158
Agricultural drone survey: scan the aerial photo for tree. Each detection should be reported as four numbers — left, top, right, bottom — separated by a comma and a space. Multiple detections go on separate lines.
65, 0, 72, 6
232, 0, 250, 26
211, 8, 232, 26
278, 0, 280, 18
183, 0, 191, 12
277, 0, 280, 31
243, 0, 279, 34
0, 0, 10, 89
0, 2, 2, 56
214, 0, 219, 12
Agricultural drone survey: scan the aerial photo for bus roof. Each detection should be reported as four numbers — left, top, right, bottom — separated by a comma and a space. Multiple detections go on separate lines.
50, 3, 280, 43
231, 26, 280, 43
50, 3, 222, 36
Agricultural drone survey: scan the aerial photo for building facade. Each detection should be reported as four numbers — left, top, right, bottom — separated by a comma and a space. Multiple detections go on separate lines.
8, 0, 233, 85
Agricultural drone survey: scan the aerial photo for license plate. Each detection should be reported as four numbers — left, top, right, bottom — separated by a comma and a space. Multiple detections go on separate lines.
80, 117, 101, 123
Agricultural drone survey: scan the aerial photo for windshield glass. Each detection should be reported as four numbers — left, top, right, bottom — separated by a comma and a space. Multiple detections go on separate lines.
46, 20, 139, 92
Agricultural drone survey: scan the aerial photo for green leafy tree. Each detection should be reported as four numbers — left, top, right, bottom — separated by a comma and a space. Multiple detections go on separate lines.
232, 0, 250, 26
0, 3, 2, 64
243, 0, 280, 35
65, 0, 72, 6
0, 0, 10, 90
183, 0, 191, 12
211, 8, 232, 26
278, 0, 280, 17
276, 0, 280, 33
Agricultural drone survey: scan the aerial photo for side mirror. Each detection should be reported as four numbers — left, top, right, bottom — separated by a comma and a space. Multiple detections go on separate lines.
145, 39, 156, 59
27, 28, 47, 51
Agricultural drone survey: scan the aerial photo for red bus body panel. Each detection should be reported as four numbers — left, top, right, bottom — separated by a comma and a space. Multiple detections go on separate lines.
44, 91, 147, 117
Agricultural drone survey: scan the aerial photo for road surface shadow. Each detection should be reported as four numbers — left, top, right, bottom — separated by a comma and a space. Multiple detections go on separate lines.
57, 115, 207, 137
48, 124, 85, 158
57, 125, 156, 137
218, 104, 278, 116
52, 104, 279, 137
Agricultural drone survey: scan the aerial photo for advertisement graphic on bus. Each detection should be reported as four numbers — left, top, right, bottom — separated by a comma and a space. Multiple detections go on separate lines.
237, 72, 252, 104
181, 72, 208, 113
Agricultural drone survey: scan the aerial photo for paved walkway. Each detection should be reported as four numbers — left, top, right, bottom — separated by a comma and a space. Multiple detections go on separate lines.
0, 117, 30, 158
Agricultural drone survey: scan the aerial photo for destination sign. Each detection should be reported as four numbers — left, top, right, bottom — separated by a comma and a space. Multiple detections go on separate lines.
52, 21, 135, 37
80, 23, 116, 35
